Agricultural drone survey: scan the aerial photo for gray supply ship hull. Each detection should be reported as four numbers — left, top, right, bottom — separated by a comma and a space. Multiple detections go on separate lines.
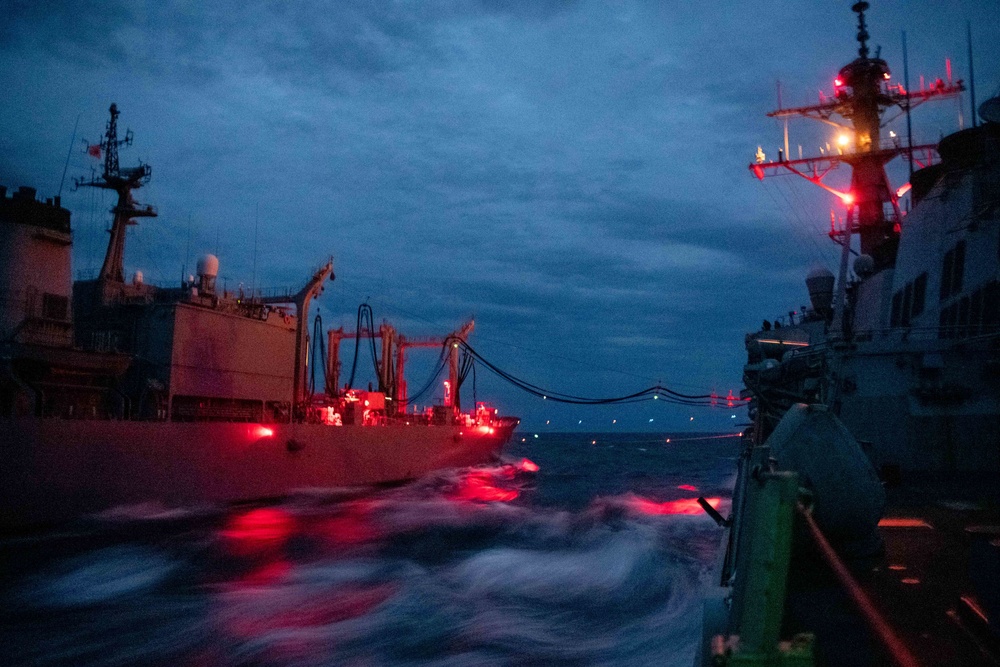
1, 105, 518, 530
0, 419, 513, 529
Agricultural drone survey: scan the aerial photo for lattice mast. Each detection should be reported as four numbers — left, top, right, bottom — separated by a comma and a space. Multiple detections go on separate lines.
76, 103, 157, 283
751, 2, 964, 271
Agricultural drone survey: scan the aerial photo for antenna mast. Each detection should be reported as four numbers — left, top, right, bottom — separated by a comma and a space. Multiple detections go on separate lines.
76, 103, 157, 285
750, 2, 963, 271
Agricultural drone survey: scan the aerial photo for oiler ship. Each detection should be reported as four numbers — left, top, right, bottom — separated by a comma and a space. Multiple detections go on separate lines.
701, 3, 999, 666
0, 104, 516, 530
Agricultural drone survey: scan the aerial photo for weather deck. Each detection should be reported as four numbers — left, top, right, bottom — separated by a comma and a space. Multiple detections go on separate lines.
785, 475, 1000, 666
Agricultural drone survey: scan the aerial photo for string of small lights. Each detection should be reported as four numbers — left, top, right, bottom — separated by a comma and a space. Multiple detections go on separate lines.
450, 338, 746, 409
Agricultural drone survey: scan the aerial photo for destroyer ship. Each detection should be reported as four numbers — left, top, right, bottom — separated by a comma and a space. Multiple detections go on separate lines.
701, 3, 999, 665
0, 104, 516, 530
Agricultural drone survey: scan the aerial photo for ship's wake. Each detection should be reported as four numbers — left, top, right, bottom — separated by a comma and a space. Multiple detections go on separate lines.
2, 452, 730, 666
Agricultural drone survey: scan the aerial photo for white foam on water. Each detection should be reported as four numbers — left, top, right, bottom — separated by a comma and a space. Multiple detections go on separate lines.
17, 546, 178, 610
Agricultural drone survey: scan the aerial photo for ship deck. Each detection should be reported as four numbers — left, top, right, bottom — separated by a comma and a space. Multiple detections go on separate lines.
785, 473, 1000, 666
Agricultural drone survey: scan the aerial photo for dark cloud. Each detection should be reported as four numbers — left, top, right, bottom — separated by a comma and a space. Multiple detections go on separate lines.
2, 0, 998, 429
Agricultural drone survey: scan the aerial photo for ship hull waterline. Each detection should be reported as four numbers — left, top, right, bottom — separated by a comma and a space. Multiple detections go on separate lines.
0, 419, 515, 529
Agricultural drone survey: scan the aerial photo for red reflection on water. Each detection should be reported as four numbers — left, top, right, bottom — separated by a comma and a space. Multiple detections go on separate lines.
221, 507, 295, 556
519, 458, 540, 472
238, 559, 293, 586
212, 581, 397, 666
631, 496, 722, 516
449, 471, 519, 503
318, 502, 380, 545
677, 484, 698, 492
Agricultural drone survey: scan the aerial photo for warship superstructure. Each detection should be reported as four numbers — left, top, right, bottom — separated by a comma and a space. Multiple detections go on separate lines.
701, 4, 1000, 665
0, 104, 516, 529
742, 12, 999, 475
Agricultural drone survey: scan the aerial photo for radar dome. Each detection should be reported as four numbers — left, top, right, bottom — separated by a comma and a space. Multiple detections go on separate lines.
853, 254, 875, 278
196, 254, 219, 278
196, 254, 219, 294
805, 266, 835, 315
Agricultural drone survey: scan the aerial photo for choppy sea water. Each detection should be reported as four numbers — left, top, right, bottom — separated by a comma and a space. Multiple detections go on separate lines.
1, 432, 739, 667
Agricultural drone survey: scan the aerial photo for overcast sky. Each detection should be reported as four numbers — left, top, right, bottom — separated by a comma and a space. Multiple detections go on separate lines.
3, 0, 999, 432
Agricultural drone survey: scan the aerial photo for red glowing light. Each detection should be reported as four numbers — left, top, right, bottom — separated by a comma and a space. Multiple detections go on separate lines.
254, 425, 275, 438
677, 484, 698, 492
840, 193, 855, 206
896, 182, 912, 198
834, 77, 843, 87
519, 458, 540, 472
878, 517, 932, 528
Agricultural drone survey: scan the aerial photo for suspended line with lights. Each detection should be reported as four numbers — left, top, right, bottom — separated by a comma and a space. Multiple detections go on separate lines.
450, 338, 744, 408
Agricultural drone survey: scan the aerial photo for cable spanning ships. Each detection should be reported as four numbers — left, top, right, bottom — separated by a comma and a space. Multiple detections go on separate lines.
0, 104, 516, 530
702, 3, 1000, 665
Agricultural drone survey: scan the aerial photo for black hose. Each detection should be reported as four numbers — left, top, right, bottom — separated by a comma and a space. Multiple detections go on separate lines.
455, 339, 732, 408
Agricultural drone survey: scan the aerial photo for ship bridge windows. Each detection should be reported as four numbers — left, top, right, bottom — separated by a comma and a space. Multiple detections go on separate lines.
939, 240, 966, 302
890, 272, 927, 327
939, 280, 1000, 339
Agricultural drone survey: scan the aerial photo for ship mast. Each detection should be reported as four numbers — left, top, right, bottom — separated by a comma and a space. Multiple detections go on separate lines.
76, 103, 157, 285
751, 2, 963, 271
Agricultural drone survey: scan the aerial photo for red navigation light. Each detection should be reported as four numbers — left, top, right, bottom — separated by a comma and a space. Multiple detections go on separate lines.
840, 192, 855, 206
834, 77, 843, 87
254, 425, 275, 438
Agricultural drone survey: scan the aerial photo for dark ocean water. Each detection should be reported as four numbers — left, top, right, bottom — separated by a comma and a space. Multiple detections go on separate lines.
1, 432, 739, 667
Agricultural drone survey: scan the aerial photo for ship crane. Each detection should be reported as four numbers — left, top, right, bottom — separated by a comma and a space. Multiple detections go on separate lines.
750, 1, 964, 273
326, 320, 474, 418
75, 104, 157, 289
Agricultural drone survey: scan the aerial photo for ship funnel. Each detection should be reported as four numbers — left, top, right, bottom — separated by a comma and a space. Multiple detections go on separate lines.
196, 253, 219, 294
806, 266, 835, 316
